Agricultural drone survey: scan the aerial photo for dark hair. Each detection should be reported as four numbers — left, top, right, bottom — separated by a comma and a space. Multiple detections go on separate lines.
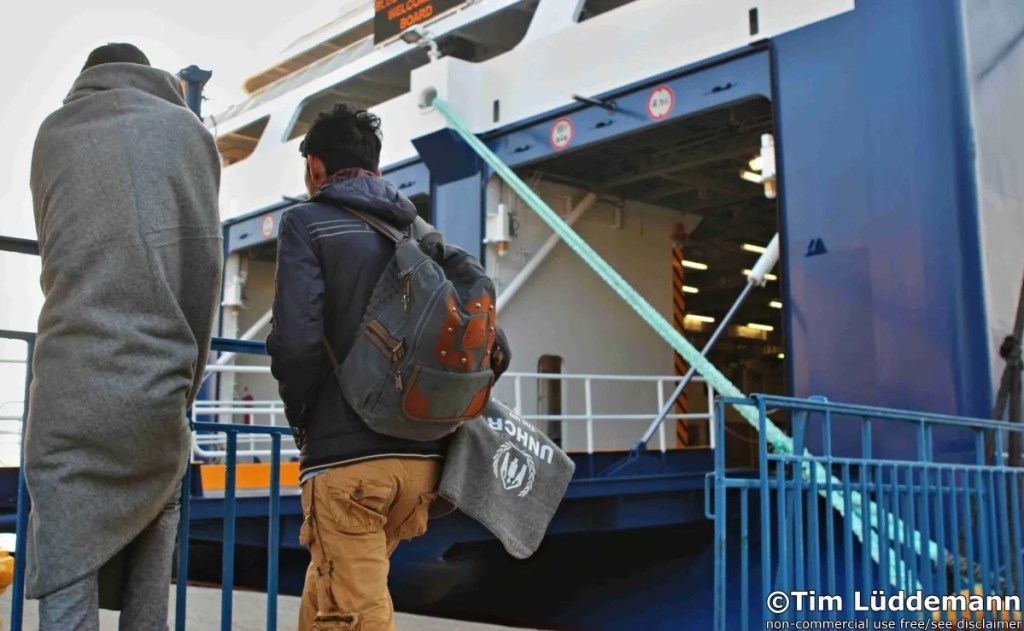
82, 43, 151, 72
299, 103, 383, 174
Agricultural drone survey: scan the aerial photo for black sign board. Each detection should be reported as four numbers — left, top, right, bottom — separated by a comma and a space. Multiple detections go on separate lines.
374, 0, 466, 45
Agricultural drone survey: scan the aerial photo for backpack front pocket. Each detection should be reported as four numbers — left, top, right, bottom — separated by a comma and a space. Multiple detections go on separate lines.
401, 364, 493, 423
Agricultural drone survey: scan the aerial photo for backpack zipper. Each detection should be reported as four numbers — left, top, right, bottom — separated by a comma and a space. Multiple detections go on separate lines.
366, 321, 404, 361
398, 256, 432, 313
393, 281, 451, 392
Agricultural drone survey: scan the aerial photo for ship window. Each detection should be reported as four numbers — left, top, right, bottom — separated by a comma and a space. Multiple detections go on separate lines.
215, 116, 269, 166
410, 193, 432, 224
577, 0, 644, 22
244, 20, 374, 95
285, 0, 540, 142
286, 51, 428, 141
436, 0, 539, 63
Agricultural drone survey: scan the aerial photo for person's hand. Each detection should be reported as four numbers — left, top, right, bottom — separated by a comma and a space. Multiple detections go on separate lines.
491, 327, 511, 380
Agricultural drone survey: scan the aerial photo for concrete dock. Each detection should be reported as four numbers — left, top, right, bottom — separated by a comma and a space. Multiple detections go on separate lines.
2, 585, 536, 630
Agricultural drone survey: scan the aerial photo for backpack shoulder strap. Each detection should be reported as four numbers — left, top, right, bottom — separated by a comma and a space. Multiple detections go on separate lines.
344, 207, 408, 244
322, 336, 340, 368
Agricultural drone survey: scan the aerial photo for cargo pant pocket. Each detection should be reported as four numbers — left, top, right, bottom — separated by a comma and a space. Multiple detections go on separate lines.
328, 479, 392, 535
313, 612, 361, 630
299, 514, 313, 546
397, 491, 437, 541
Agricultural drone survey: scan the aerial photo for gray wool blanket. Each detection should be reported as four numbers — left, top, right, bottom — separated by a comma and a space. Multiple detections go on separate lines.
438, 400, 575, 559
26, 63, 222, 598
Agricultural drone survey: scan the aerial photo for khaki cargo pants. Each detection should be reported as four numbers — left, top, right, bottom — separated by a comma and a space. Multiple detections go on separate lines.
297, 458, 442, 631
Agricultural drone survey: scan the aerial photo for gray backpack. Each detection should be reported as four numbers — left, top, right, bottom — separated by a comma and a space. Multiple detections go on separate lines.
323, 208, 497, 441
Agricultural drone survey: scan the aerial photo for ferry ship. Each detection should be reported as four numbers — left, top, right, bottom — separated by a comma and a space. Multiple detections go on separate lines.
3, 0, 1024, 629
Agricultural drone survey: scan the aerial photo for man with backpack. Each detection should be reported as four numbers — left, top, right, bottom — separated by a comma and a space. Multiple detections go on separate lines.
267, 103, 509, 631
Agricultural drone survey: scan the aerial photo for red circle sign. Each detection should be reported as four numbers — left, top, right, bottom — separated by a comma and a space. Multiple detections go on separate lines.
550, 117, 574, 151
261, 215, 275, 239
647, 85, 675, 121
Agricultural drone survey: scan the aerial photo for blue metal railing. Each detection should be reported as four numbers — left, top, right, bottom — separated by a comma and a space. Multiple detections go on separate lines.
710, 394, 1024, 629
0, 329, 34, 631
177, 419, 289, 631
0, 327, 286, 630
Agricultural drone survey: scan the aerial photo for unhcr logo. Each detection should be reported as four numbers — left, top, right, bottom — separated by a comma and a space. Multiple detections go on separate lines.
492, 442, 536, 497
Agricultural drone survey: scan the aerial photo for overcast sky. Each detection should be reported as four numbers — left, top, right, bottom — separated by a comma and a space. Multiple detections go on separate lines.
0, 0, 347, 407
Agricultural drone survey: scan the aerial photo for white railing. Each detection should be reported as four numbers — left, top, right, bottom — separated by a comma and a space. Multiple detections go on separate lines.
190, 399, 297, 460
0, 366, 718, 463
0, 400, 24, 422
193, 365, 717, 460
500, 371, 716, 454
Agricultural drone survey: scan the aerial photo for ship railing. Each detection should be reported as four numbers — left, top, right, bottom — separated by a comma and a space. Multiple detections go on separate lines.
0, 400, 25, 421
192, 364, 716, 461
709, 394, 1024, 629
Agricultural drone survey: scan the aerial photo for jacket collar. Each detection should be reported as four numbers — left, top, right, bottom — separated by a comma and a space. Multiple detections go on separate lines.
318, 168, 378, 192
311, 171, 418, 228
64, 63, 186, 108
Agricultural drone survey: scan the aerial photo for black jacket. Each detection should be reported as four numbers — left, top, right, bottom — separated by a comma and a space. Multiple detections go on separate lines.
266, 173, 509, 476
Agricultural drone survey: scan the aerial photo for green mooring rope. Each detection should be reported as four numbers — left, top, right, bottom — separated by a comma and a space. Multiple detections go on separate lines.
432, 97, 939, 587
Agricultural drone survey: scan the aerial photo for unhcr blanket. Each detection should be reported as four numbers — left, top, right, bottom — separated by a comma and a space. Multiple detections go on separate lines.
438, 400, 575, 559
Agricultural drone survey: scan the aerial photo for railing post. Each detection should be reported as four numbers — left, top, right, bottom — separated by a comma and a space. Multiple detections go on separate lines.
222, 431, 237, 631
175, 461, 192, 631
267, 433, 282, 631
585, 378, 594, 475
11, 339, 34, 631
584, 378, 594, 453
707, 382, 716, 450
656, 379, 666, 453
713, 397, 729, 631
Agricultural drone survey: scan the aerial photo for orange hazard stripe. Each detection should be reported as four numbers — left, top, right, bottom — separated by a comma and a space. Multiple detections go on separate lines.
671, 243, 689, 447
199, 462, 301, 491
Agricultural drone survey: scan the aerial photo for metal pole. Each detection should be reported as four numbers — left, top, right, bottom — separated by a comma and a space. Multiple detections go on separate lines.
11, 339, 33, 631
177, 65, 212, 119
266, 434, 282, 631
635, 282, 755, 450
175, 462, 192, 631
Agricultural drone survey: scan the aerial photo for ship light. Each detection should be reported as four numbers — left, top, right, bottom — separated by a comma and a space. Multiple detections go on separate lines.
484, 203, 512, 256
681, 260, 708, 270
685, 314, 715, 323
739, 170, 762, 184
742, 243, 767, 254
681, 285, 699, 294
743, 269, 778, 281
769, 301, 783, 309
400, 26, 440, 61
